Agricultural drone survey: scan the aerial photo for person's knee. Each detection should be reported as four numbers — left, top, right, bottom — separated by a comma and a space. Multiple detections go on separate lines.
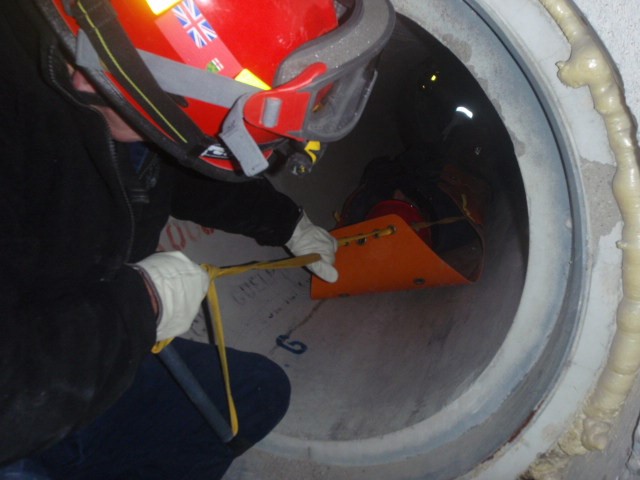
233, 352, 291, 445
0, 459, 51, 480
259, 356, 291, 423
172, 341, 292, 450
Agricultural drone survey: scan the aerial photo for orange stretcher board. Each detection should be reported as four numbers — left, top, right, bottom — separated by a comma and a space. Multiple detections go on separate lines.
311, 214, 474, 299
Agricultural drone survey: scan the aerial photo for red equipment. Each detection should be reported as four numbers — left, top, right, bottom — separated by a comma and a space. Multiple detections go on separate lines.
35, 0, 395, 180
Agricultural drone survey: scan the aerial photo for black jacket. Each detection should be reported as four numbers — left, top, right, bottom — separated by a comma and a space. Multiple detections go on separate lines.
0, 2, 299, 465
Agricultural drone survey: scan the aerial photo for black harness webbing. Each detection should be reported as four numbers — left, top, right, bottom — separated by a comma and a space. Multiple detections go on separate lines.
71, 0, 211, 157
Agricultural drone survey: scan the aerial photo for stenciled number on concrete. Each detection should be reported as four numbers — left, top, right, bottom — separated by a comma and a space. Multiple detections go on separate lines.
276, 335, 308, 355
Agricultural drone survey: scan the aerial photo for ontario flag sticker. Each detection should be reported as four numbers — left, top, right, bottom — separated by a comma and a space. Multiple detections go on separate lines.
155, 0, 242, 77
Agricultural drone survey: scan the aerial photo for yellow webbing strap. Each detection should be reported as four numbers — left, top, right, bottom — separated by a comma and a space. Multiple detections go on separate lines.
152, 253, 321, 437
411, 215, 468, 232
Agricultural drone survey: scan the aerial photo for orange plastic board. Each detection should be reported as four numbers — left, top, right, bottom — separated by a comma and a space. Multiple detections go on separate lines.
311, 214, 471, 299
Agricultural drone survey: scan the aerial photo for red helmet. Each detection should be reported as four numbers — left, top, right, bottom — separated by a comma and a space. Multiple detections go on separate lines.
35, 0, 395, 181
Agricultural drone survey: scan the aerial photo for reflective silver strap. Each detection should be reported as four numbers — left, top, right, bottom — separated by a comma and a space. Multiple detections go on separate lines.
76, 30, 269, 177
218, 94, 270, 176
76, 30, 258, 109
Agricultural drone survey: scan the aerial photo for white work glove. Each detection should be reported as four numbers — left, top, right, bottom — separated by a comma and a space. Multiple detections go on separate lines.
134, 251, 210, 342
285, 211, 339, 283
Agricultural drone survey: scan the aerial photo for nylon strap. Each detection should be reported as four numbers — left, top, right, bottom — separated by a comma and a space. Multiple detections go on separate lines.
153, 223, 460, 437
150, 227, 399, 435
152, 253, 321, 438
73, 0, 211, 153
72, 0, 273, 176
75, 30, 259, 110
218, 94, 271, 176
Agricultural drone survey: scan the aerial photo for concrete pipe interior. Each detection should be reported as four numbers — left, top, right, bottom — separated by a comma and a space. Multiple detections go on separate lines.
172, 1, 600, 478
266, 12, 531, 445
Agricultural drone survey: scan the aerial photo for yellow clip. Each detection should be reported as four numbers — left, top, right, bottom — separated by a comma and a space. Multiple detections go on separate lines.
145, 0, 181, 15
304, 141, 322, 163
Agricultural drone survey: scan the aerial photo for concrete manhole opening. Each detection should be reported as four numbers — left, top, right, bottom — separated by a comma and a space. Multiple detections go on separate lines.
178, 1, 619, 478
264, 14, 529, 443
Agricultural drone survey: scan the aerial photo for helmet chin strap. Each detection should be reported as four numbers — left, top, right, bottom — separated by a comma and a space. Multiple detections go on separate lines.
75, 30, 270, 176
75, 31, 260, 111
69, 0, 275, 178
71, 0, 207, 145
218, 94, 270, 176
74, 90, 108, 106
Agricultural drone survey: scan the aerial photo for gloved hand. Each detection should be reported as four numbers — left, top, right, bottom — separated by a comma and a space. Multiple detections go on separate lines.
134, 251, 210, 341
285, 211, 339, 283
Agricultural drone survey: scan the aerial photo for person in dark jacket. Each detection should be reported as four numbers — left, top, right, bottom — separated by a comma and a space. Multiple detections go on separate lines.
0, 2, 339, 479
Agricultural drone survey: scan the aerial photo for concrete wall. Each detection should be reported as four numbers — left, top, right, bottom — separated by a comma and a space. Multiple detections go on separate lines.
212, 2, 640, 478
573, 0, 639, 145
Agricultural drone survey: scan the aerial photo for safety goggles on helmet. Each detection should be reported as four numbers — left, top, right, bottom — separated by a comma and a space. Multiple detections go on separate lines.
35, 0, 396, 181
244, 0, 395, 143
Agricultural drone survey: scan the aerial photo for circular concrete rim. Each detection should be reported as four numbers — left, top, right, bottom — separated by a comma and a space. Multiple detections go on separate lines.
252, 0, 623, 477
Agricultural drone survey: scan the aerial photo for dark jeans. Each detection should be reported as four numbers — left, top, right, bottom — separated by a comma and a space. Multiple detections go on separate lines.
1, 338, 290, 480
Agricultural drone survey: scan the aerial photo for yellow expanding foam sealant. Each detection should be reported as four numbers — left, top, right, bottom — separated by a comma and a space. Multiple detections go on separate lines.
528, 0, 640, 478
